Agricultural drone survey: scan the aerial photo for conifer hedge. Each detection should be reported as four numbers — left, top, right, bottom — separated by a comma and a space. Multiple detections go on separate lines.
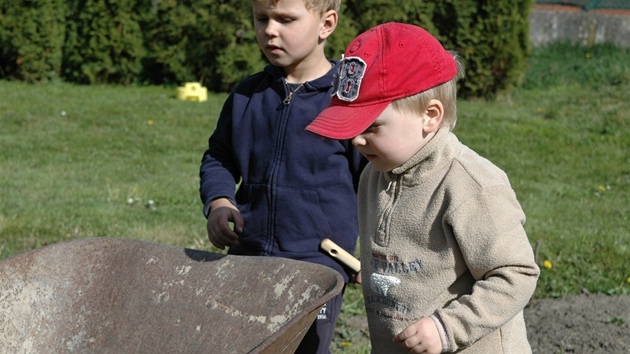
0, 0, 533, 98
0, 0, 66, 82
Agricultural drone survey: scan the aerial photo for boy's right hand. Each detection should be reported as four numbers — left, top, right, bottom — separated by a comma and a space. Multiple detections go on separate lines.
393, 317, 442, 354
206, 198, 243, 250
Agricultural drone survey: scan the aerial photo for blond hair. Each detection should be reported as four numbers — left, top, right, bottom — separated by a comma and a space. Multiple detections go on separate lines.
391, 52, 465, 131
252, 0, 340, 15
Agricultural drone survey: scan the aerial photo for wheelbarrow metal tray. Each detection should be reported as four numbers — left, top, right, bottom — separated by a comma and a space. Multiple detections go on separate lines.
0, 237, 344, 353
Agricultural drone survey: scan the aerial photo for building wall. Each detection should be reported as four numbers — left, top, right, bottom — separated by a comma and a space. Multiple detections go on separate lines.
529, 5, 630, 47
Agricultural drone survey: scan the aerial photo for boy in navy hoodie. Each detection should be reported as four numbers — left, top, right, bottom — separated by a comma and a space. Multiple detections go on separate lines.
199, 0, 366, 352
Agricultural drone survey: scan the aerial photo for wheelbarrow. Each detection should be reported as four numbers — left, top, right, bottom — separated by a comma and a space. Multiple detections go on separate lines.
0, 237, 344, 353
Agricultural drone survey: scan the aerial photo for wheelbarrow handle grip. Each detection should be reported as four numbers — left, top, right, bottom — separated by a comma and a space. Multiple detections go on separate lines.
320, 238, 361, 273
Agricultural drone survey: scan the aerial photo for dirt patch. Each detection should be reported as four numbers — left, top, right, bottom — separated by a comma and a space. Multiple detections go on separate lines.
525, 293, 630, 353
337, 293, 630, 353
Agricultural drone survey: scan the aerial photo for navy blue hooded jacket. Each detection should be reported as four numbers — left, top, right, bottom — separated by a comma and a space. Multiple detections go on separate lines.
200, 62, 366, 281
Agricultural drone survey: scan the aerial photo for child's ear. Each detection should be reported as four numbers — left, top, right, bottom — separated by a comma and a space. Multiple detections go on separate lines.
320, 10, 338, 41
423, 99, 444, 134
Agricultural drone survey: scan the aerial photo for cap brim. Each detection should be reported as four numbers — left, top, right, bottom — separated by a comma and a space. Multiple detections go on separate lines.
306, 101, 390, 140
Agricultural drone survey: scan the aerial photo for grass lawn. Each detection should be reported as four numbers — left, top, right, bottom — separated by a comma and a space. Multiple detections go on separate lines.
1, 42, 629, 353
0, 83, 225, 254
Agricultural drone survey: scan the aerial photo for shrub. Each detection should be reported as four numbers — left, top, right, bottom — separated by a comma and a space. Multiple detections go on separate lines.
344, 0, 533, 99
62, 0, 145, 85
136, 0, 198, 85
0, 0, 65, 82
0, 0, 534, 98
430, 0, 534, 98
346, 0, 437, 35
193, 1, 265, 92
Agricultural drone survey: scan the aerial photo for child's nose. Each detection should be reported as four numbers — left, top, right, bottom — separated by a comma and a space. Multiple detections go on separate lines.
264, 20, 280, 37
351, 135, 366, 146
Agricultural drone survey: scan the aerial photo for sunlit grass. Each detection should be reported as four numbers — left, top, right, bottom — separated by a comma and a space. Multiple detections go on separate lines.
0, 83, 227, 256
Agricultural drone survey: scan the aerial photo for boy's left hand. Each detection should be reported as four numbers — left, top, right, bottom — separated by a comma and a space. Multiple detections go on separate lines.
393, 317, 442, 354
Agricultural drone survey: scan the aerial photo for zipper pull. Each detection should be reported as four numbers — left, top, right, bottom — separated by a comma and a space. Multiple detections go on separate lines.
283, 83, 304, 106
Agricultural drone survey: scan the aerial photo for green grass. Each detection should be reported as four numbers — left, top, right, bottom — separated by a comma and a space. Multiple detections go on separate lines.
1, 42, 629, 353
458, 82, 630, 298
0, 83, 227, 254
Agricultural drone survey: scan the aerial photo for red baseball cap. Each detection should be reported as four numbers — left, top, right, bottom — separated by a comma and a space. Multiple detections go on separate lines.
306, 22, 457, 140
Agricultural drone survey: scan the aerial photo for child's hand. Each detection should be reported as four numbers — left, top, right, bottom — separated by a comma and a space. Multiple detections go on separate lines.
393, 317, 442, 354
206, 198, 243, 250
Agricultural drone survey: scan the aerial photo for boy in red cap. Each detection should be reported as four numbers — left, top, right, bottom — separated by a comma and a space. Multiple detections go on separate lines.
307, 22, 540, 353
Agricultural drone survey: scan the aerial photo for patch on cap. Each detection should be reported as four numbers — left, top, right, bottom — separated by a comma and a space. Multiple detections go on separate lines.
333, 57, 367, 102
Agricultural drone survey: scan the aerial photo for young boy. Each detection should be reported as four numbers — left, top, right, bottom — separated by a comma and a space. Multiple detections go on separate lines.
199, 0, 365, 352
306, 22, 540, 353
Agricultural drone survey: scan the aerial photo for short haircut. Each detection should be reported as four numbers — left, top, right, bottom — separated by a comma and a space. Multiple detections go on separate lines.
391, 52, 465, 131
252, 0, 340, 15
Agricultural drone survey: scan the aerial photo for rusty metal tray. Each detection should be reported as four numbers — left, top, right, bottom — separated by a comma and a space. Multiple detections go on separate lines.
0, 237, 344, 353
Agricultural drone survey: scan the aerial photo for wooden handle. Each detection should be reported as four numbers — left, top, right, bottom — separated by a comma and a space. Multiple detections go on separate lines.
320, 238, 361, 272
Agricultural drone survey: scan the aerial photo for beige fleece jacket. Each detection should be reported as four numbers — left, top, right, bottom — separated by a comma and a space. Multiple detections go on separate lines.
358, 128, 540, 353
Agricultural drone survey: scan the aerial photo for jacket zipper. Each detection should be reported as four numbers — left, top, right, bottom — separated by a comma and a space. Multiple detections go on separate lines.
376, 175, 400, 246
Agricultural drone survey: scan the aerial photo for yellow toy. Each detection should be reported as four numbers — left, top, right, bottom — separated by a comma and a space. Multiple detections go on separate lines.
176, 82, 207, 102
